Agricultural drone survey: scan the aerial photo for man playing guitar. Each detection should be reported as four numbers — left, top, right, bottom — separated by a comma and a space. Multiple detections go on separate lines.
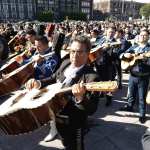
25, 35, 100, 150
120, 29, 150, 124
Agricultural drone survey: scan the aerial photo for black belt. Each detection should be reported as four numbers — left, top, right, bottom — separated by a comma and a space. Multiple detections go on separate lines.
131, 72, 150, 77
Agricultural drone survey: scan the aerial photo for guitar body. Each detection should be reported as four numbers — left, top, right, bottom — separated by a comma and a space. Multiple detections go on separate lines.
0, 50, 32, 75
0, 84, 65, 135
0, 60, 20, 74
0, 62, 34, 96
89, 46, 103, 63
121, 58, 136, 70
0, 81, 118, 135
88, 50, 99, 62
121, 60, 130, 70
121, 51, 150, 71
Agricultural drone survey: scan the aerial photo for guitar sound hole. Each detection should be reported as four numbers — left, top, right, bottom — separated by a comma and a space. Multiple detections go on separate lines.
32, 94, 42, 100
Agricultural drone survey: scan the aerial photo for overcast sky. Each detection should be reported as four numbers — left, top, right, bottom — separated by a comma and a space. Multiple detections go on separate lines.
94, 0, 150, 3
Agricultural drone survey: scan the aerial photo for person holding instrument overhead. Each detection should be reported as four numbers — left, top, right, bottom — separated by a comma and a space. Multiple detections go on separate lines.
120, 29, 150, 124
25, 35, 100, 150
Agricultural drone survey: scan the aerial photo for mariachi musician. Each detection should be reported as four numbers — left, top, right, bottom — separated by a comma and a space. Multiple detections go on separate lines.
24, 34, 63, 142
14, 29, 36, 58
94, 26, 117, 106
90, 29, 102, 48
124, 26, 135, 41
120, 29, 150, 124
23, 35, 61, 142
0, 32, 62, 96
0, 30, 36, 88
6, 28, 36, 58
113, 29, 132, 89
1, 24, 17, 52
24, 29, 37, 56
1, 24, 17, 43
16, 28, 46, 60
25, 35, 100, 150
22, 35, 61, 80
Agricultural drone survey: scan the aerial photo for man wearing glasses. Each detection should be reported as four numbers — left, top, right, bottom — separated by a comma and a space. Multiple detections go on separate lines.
25, 35, 99, 150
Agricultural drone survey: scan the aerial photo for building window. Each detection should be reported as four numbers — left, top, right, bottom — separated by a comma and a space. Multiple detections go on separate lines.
27, 3, 33, 19
11, 4, 17, 19
82, 2, 90, 7
82, 8, 90, 13
18, 3, 24, 19
2, 4, 9, 20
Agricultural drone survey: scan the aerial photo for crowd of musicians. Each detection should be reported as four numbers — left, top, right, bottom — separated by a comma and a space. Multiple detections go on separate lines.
0, 20, 150, 150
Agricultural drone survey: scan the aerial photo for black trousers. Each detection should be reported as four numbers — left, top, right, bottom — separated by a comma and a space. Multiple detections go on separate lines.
96, 63, 115, 81
114, 59, 122, 86
56, 102, 87, 150
57, 123, 85, 150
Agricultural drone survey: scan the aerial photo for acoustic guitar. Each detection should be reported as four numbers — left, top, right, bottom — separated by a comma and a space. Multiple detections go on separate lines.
121, 51, 150, 71
0, 81, 118, 135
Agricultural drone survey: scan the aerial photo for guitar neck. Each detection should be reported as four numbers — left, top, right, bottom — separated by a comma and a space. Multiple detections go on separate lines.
110, 41, 121, 46
134, 51, 150, 60
90, 41, 121, 53
58, 81, 118, 94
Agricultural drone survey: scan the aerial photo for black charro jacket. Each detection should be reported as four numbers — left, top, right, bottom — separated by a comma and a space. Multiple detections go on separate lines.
40, 58, 100, 116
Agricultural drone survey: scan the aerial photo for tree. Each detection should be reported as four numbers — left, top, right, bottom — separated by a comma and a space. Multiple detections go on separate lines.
37, 10, 53, 22
140, 4, 150, 19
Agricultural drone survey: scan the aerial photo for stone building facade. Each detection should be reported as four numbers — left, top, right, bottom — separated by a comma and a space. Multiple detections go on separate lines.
94, 0, 144, 20
0, 0, 93, 22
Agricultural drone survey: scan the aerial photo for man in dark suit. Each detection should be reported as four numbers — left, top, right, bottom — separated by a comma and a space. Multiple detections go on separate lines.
94, 26, 116, 106
25, 35, 99, 150
113, 29, 132, 89
124, 26, 135, 40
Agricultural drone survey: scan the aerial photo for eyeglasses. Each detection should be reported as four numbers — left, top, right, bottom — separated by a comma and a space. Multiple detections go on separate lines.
70, 50, 86, 56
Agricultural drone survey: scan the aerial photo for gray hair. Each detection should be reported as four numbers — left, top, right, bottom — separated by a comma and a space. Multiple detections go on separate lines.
73, 35, 91, 52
